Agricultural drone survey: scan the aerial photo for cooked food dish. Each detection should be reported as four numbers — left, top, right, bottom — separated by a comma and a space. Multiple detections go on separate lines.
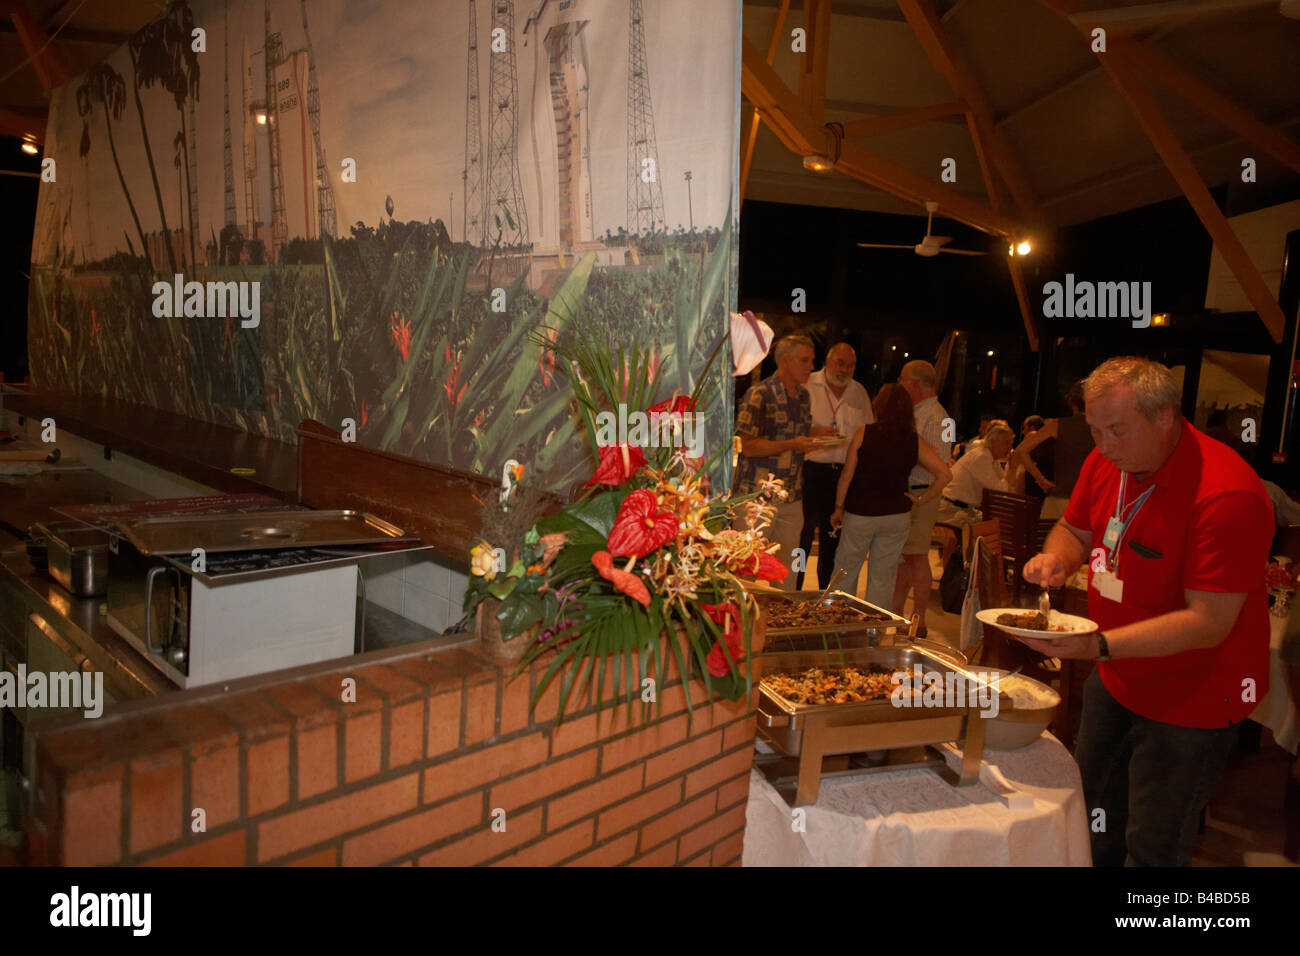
767, 600, 892, 629
994, 610, 1070, 632
763, 665, 912, 705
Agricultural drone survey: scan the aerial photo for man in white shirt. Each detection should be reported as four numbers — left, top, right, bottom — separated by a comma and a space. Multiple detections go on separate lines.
798, 343, 873, 589
893, 360, 952, 634
936, 422, 1014, 525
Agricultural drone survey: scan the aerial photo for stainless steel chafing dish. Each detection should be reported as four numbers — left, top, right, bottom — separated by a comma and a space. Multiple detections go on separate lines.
760, 589, 911, 652
754, 644, 1002, 806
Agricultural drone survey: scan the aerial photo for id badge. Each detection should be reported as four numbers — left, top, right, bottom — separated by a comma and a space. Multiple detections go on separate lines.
1092, 569, 1124, 603
1102, 517, 1123, 553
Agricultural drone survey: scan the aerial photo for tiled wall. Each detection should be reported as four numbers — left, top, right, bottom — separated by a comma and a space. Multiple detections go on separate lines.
360, 551, 470, 636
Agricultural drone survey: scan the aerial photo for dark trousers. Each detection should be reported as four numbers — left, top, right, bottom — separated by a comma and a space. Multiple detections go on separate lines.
797, 461, 841, 590
1073, 669, 1236, 866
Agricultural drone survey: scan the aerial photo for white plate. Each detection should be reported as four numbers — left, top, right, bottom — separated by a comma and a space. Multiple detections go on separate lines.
976, 608, 1098, 640
809, 435, 848, 447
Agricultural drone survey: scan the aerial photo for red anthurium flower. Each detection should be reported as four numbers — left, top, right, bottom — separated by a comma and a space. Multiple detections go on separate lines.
607, 489, 678, 558
647, 394, 695, 416
701, 601, 744, 677
585, 442, 647, 488
591, 550, 651, 607
733, 550, 789, 583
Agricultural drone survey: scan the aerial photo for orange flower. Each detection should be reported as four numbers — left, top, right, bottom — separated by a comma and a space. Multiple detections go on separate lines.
390, 311, 412, 362
539, 326, 558, 387
443, 345, 467, 409
360, 402, 368, 428
591, 550, 651, 607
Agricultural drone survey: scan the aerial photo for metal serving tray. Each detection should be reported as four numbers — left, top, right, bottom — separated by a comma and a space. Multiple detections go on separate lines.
762, 589, 910, 637
112, 510, 408, 555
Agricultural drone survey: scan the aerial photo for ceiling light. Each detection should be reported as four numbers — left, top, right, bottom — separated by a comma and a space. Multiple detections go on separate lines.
903, 352, 909, 357
1016, 240, 1031, 256
987, 350, 995, 357
802, 154, 832, 172
21, 140, 38, 155
1152, 313, 1169, 326
891, 345, 896, 351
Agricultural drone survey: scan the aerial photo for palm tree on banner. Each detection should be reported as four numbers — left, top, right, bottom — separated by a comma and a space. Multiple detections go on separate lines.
77, 63, 153, 272
173, 130, 187, 266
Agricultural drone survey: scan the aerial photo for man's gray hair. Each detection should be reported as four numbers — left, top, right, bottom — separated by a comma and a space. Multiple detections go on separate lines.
984, 422, 1014, 446
1083, 356, 1181, 422
774, 333, 815, 363
900, 359, 936, 389
826, 342, 855, 361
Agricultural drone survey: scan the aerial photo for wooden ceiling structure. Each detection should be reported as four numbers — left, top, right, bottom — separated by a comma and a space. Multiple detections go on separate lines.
740, 0, 1300, 350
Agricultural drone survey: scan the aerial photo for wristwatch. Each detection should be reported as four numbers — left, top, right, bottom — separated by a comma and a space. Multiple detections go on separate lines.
1095, 631, 1111, 662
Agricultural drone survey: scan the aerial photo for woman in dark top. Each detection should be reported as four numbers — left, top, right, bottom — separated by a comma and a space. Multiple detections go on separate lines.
1008, 382, 1093, 520
830, 384, 952, 609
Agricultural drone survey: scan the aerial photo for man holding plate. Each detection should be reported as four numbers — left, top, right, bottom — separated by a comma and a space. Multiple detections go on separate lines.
1020, 356, 1274, 867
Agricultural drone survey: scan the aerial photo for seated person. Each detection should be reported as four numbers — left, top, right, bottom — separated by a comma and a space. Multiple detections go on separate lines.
936, 422, 1014, 526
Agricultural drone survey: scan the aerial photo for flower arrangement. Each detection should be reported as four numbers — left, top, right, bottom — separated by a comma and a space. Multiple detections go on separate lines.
462, 320, 788, 721
1265, 558, 1299, 618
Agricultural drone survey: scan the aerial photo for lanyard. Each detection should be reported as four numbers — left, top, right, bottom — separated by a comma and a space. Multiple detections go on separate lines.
1109, 472, 1154, 572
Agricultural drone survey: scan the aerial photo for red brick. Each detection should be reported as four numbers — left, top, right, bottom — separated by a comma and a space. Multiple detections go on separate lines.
679, 803, 747, 861
548, 710, 602, 756
683, 745, 755, 799
285, 846, 339, 866
258, 773, 419, 861
353, 664, 425, 703
600, 714, 689, 772
246, 736, 290, 815
344, 711, 382, 783
263, 682, 339, 729
566, 831, 638, 867
711, 828, 745, 867
682, 847, 712, 865
722, 717, 756, 751
639, 791, 716, 853
715, 772, 752, 812
305, 673, 382, 714
341, 792, 482, 866
498, 819, 594, 866
211, 692, 293, 743
643, 730, 724, 786
422, 732, 548, 805
297, 725, 339, 799
389, 700, 424, 768
142, 830, 246, 866
61, 775, 122, 866
546, 765, 643, 831
190, 746, 240, 828
629, 841, 677, 866
433, 647, 499, 684
427, 691, 462, 757
129, 755, 184, 854
488, 750, 598, 811
387, 655, 464, 696
596, 780, 682, 842
417, 807, 543, 866
499, 673, 535, 735
37, 713, 174, 775
161, 704, 240, 756
464, 680, 498, 745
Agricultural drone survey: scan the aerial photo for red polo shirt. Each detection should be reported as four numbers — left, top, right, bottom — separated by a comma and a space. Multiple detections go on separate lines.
1063, 420, 1273, 728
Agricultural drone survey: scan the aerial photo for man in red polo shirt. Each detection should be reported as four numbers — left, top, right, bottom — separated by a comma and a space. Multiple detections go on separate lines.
1020, 356, 1273, 867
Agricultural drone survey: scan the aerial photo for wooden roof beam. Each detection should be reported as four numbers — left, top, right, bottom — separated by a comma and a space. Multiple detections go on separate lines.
1116, 36, 1300, 176
3, 0, 75, 92
798, 0, 831, 126
897, 0, 1044, 226
741, 35, 1021, 237
1097, 44, 1286, 343
742, 0, 793, 208
0, 105, 45, 144
840, 101, 967, 139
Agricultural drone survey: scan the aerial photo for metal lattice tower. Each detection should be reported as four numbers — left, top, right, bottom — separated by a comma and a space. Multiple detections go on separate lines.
188, 87, 199, 265
626, 0, 664, 235
222, 0, 237, 231
242, 40, 259, 235
463, 0, 486, 247
300, 0, 336, 238
264, 0, 287, 258
486, 0, 528, 247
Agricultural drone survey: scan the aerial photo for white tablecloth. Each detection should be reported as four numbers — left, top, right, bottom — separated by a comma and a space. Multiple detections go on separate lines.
743, 733, 1091, 866
1249, 612, 1298, 754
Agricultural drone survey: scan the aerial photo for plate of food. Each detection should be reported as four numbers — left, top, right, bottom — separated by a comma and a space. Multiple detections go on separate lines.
975, 608, 1098, 640
808, 435, 849, 447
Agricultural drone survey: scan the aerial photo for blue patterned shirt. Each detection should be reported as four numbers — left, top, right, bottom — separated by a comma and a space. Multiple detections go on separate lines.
733, 373, 812, 500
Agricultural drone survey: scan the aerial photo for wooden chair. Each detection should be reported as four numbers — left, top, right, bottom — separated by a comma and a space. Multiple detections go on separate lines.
1034, 516, 1056, 555
982, 489, 1042, 603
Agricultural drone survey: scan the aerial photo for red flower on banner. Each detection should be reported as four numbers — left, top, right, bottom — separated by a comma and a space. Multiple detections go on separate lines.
607, 489, 678, 558
89, 307, 100, 345
360, 402, 368, 428
539, 326, 558, 387
390, 311, 412, 362
701, 601, 744, 677
444, 344, 467, 409
732, 550, 789, 583
647, 394, 695, 416
592, 550, 651, 607
585, 442, 647, 488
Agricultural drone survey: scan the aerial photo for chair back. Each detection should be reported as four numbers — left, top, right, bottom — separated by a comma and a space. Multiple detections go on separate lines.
1034, 516, 1056, 554
981, 489, 1041, 601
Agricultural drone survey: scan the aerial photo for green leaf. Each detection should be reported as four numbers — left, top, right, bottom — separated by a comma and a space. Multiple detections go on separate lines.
496, 593, 543, 636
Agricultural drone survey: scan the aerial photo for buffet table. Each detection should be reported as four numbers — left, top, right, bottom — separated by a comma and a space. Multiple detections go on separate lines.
742, 733, 1091, 866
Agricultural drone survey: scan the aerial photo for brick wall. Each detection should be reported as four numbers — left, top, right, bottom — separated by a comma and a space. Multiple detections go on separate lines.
25, 620, 764, 866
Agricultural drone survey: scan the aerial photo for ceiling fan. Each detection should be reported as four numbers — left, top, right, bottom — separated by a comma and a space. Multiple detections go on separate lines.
857, 201, 987, 257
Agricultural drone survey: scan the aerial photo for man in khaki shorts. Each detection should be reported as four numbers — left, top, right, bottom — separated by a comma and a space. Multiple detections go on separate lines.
892, 360, 951, 634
